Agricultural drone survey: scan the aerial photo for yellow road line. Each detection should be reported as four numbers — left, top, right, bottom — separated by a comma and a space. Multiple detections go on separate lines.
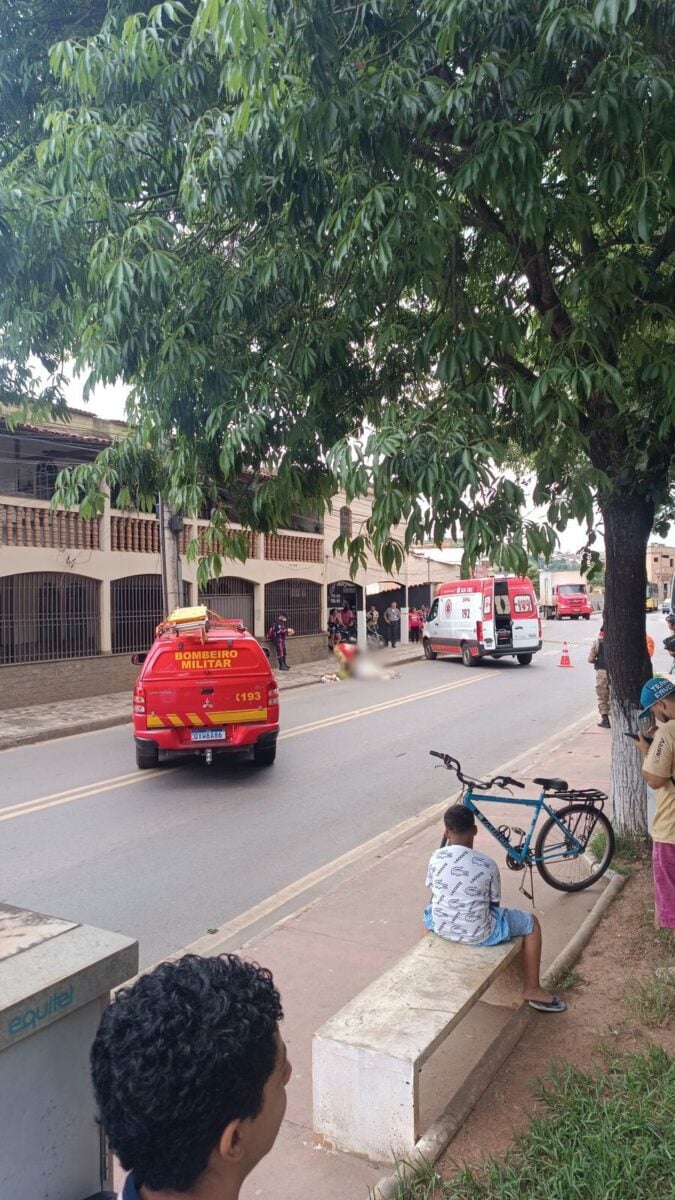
279, 674, 492, 741
0, 770, 180, 823
0, 770, 143, 817
2, 673, 495, 824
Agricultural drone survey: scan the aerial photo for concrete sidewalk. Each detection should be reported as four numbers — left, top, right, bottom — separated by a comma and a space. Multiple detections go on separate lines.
169, 714, 612, 1200
0, 645, 424, 750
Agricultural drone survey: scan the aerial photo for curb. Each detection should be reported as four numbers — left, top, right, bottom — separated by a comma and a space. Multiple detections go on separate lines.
0, 651, 424, 751
0, 712, 131, 751
371, 870, 626, 1200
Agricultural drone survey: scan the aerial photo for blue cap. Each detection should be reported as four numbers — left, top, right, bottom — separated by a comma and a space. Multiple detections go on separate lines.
639, 676, 675, 720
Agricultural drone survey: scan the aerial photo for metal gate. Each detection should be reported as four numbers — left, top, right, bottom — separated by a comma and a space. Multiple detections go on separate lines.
199, 578, 255, 632
111, 575, 190, 653
264, 579, 321, 635
0, 572, 100, 664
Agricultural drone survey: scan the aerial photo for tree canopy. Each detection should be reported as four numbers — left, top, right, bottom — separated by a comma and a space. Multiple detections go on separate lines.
0, 0, 110, 409
1, 0, 674, 830
1, 0, 671, 560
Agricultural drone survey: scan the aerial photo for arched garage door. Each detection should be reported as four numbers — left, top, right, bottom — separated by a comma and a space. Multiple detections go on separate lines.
0, 572, 100, 664
265, 579, 321, 636
111, 575, 190, 654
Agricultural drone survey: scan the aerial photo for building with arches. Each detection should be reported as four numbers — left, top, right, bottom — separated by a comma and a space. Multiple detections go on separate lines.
0, 411, 460, 706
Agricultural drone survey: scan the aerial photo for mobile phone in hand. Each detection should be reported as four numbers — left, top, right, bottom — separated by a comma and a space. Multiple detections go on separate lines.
624, 732, 639, 741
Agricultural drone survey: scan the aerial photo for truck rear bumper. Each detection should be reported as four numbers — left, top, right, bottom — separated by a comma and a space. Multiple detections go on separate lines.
135, 724, 279, 754
485, 641, 542, 658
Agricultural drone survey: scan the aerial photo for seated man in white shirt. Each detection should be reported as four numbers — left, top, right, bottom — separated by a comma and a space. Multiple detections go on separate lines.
424, 805, 566, 1013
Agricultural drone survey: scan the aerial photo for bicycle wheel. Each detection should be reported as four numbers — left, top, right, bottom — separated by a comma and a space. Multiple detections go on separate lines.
535, 804, 614, 892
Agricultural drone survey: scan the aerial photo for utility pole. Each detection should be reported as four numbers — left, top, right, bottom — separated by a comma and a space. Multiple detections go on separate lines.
158, 496, 183, 614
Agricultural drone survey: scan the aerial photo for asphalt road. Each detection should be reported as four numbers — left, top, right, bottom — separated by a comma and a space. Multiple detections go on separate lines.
1, 616, 668, 965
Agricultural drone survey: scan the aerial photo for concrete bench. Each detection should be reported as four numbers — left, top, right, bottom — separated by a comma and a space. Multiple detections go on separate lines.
312, 933, 522, 1162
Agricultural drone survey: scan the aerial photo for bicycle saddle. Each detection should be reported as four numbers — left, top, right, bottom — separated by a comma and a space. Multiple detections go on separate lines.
533, 776, 568, 791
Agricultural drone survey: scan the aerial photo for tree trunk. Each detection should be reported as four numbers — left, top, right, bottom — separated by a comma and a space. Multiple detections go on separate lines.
601, 491, 654, 838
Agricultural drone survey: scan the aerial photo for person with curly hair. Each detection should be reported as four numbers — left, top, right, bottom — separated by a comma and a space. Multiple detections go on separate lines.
90, 954, 291, 1200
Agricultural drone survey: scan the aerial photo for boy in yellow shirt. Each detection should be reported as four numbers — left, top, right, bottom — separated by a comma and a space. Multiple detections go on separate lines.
637, 677, 675, 929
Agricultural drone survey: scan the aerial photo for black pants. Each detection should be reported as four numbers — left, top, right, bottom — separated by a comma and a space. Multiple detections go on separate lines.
386, 624, 399, 647
409, 627, 420, 643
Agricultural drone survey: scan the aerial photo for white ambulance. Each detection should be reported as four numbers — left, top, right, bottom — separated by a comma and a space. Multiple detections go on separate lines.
423, 576, 542, 667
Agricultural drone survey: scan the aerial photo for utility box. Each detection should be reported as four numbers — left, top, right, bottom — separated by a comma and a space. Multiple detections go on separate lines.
0, 904, 138, 1200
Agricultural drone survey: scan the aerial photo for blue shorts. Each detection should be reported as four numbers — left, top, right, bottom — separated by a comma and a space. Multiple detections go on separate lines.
423, 905, 534, 945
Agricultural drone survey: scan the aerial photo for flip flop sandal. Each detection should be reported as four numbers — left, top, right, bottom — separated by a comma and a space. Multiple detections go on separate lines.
528, 995, 567, 1013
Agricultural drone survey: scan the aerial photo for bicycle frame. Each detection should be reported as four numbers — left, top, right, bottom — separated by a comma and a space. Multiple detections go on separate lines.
462, 787, 587, 864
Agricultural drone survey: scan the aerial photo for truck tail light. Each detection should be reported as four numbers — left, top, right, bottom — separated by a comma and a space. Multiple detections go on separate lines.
538, 617, 542, 639
476, 620, 483, 645
268, 684, 280, 707
133, 686, 146, 716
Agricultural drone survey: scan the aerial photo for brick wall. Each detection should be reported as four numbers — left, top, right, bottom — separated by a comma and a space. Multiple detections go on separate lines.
0, 654, 139, 709
0, 634, 329, 709
264, 633, 327, 665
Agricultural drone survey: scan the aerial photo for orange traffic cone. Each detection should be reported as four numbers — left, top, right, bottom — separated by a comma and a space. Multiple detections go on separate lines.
559, 641, 573, 668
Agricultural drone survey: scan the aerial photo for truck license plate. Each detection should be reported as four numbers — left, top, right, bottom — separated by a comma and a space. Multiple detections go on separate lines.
191, 729, 226, 742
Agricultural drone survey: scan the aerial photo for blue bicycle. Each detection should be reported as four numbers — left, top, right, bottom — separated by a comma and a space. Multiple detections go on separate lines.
430, 753, 615, 892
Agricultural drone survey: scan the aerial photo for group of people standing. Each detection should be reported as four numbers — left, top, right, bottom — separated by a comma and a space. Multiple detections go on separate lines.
589, 615, 674, 728
328, 604, 356, 650
408, 605, 428, 643
281, 601, 432, 664
329, 601, 431, 650
370, 601, 429, 647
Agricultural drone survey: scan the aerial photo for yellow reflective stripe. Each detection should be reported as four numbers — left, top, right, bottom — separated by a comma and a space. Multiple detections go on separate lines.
167, 714, 184, 727
208, 710, 268, 724
146, 715, 165, 729
186, 712, 204, 726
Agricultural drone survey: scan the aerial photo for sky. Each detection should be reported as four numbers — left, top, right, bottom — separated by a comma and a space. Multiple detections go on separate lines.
63, 371, 672, 554
63, 370, 129, 424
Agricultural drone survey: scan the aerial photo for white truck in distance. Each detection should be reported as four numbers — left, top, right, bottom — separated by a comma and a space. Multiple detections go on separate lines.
539, 571, 594, 621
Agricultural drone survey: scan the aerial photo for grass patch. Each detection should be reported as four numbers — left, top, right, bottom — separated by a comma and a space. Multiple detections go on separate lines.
383, 1158, 440, 1200
593, 829, 646, 865
614, 831, 648, 861
396, 1047, 674, 1200
624, 974, 675, 1028
557, 968, 586, 991
652, 921, 674, 950
641, 902, 675, 949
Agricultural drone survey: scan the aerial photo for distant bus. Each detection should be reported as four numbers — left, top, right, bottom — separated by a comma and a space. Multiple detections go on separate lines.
646, 582, 658, 611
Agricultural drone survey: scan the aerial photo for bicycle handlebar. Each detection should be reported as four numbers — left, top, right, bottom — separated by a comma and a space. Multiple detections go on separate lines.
429, 751, 525, 791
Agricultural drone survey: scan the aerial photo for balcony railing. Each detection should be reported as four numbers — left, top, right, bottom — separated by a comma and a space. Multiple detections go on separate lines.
110, 513, 160, 554
197, 524, 258, 558
0, 502, 101, 550
265, 532, 323, 563
1, 498, 324, 564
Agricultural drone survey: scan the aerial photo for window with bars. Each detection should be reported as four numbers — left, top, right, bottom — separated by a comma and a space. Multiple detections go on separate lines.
111, 575, 190, 654
0, 432, 100, 501
264, 579, 322, 636
0, 572, 101, 664
339, 506, 353, 539
198, 577, 255, 631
